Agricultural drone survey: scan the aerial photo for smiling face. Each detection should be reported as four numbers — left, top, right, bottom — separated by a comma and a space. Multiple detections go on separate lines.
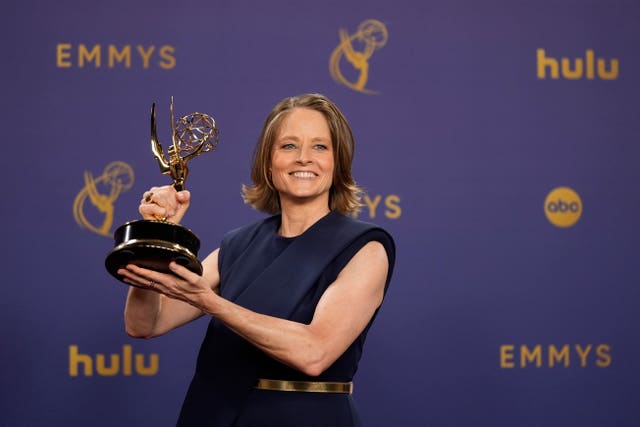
242, 94, 361, 215
270, 107, 335, 210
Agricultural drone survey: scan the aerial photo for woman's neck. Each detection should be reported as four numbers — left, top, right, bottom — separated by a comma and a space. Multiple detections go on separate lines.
278, 201, 331, 237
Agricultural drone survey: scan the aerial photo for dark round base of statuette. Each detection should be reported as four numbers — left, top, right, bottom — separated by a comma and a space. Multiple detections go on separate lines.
105, 219, 203, 284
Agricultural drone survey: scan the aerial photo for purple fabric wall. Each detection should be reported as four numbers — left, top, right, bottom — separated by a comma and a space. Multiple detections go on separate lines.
2, 1, 638, 425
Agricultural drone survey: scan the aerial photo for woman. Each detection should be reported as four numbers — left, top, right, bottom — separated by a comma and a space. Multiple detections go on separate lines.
120, 93, 395, 426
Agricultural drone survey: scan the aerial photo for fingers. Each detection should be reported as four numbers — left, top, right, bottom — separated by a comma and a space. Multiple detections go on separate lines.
168, 261, 200, 283
176, 190, 191, 204
117, 265, 163, 291
138, 185, 190, 223
139, 186, 175, 220
172, 190, 191, 223
119, 263, 206, 305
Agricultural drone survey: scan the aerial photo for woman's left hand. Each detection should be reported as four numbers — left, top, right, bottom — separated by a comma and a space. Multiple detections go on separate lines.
118, 262, 214, 308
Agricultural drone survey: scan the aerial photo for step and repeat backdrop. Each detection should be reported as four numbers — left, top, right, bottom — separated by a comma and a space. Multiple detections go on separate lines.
2, 0, 639, 426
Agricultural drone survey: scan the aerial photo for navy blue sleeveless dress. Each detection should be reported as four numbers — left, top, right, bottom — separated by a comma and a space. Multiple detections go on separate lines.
177, 212, 395, 426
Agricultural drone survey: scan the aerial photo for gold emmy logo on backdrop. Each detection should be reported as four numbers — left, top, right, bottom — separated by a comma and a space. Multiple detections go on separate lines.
105, 98, 219, 284
329, 19, 388, 94
73, 161, 135, 236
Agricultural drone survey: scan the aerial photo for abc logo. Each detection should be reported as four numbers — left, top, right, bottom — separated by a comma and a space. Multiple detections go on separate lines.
544, 187, 582, 228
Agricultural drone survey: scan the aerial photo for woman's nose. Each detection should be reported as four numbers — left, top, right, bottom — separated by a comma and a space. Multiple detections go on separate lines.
296, 145, 312, 164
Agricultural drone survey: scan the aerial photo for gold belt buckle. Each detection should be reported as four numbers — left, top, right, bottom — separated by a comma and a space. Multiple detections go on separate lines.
255, 379, 353, 394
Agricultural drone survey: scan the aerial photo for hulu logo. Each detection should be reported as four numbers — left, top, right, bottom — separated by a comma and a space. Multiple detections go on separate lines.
69, 345, 159, 377
537, 48, 618, 80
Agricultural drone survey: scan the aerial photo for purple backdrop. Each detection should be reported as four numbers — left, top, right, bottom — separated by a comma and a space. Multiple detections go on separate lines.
2, 0, 639, 426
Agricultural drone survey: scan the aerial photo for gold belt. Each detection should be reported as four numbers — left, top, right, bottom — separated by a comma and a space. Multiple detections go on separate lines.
255, 379, 353, 394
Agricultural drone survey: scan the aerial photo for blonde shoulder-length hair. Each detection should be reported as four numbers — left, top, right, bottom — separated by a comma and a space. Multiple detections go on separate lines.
242, 93, 363, 215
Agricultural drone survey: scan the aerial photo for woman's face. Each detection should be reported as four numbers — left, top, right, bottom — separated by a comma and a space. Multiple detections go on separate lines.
270, 107, 334, 208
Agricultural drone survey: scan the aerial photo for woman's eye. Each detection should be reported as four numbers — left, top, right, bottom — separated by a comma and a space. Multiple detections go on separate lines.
314, 144, 328, 150
281, 143, 296, 150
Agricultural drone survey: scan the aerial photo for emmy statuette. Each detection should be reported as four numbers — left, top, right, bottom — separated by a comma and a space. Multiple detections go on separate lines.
105, 98, 219, 284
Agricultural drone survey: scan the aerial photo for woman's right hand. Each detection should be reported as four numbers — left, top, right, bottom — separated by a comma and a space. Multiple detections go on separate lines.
139, 185, 191, 224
